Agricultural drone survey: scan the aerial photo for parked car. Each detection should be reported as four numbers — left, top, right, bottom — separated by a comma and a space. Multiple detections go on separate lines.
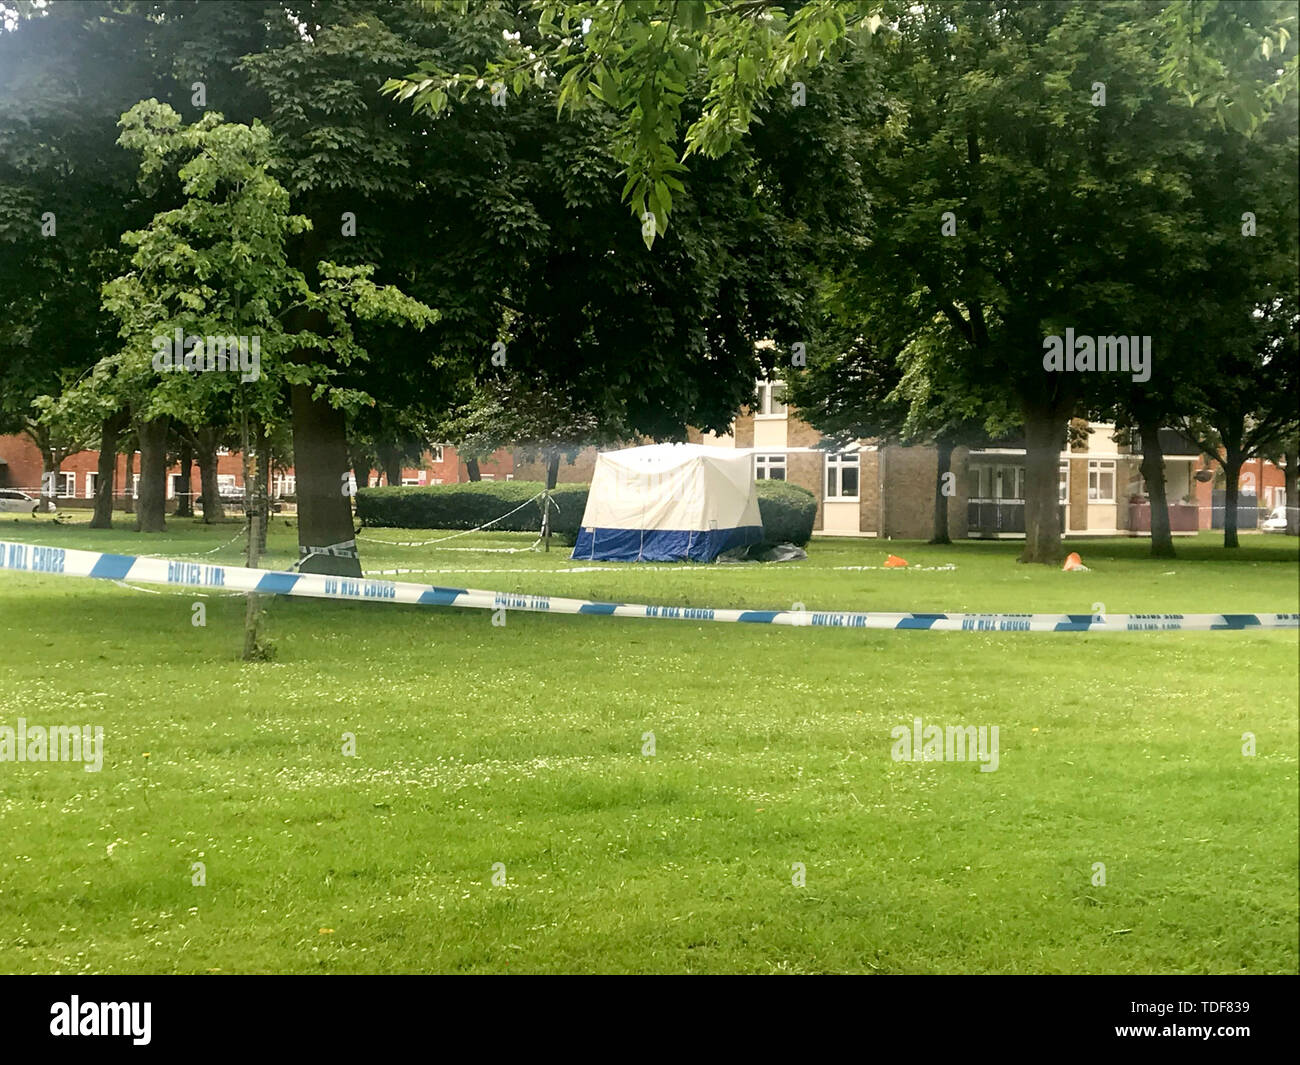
1262, 504, 1289, 533
0, 489, 54, 515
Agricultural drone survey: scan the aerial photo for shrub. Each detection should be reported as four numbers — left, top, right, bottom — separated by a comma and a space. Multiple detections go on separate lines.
755, 479, 817, 546
356, 481, 589, 536
358, 478, 817, 546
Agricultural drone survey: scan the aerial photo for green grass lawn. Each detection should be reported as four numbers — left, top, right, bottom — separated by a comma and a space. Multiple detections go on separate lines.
1, 513, 1297, 974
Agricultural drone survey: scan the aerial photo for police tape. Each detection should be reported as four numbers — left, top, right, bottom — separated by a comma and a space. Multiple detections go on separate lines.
2, 540, 1297, 633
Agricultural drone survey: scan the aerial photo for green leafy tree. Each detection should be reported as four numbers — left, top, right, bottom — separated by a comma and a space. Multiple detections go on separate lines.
386, 0, 885, 247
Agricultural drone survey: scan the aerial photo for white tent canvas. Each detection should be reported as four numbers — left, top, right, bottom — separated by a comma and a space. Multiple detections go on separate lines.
571, 444, 763, 562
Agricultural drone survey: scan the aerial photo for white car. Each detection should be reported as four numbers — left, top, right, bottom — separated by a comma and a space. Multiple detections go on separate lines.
1261, 504, 1289, 533
0, 489, 54, 515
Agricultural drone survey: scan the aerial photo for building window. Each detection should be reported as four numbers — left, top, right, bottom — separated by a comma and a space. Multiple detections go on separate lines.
401, 477, 420, 486
57, 472, 76, 498
85, 471, 98, 499
1059, 462, 1069, 504
825, 452, 859, 500
273, 474, 296, 496
480, 474, 496, 481
429, 446, 444, 463
1088, 460, 1116, 503
755, 454, 786, 481
755, 380, 787, 418
969, 464, 991, 500
997, 465, 1025, 502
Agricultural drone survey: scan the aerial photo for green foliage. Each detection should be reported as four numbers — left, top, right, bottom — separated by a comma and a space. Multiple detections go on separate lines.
357, 480, 590, 536
56, 101, 436, 436
386, 0, 881, 247
1156, 0, 1298, 133
755, 478, 817, 546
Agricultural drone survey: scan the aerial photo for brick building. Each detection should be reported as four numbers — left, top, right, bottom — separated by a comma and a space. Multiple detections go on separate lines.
0, 433, 512, 509
513, 379, 1290, 540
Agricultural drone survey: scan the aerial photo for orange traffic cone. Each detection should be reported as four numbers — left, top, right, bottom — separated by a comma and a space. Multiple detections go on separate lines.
1062, 552, 1088, 572
884, 554, 908, 568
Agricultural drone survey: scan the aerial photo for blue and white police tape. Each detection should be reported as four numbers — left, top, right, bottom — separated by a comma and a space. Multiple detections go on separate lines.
2, 540, 1297, 633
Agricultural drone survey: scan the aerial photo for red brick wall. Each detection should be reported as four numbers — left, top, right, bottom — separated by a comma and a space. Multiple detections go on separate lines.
1, 433, 515, 504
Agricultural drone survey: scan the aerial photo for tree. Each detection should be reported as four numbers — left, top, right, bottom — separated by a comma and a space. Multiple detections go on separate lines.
387, 0, 883, 248
788, 318, 1014, 544
1168, 83, 1299, 548
0, 1, 157, 508
445, 376, 616, 489
55, 100, 435, 652
799, 1, 1295, 562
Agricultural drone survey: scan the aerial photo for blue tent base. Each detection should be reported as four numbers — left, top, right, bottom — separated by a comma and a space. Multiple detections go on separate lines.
571, 525, 763, 563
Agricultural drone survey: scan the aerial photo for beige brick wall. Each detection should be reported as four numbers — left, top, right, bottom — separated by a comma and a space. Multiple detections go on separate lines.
859, 450, 880, 535
732, 413, 755, 448
882, 446, 941, 540
785, 451, 825, 532
786, 414, 822, 449
949, 447, 970, 539
1069, 458, 1088, 529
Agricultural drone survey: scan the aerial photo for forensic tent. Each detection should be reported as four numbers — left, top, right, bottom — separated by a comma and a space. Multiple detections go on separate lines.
571, 444, 764, 562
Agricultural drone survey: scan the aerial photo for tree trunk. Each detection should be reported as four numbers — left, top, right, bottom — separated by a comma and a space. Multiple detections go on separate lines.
465, 457, 481, 482
1285, 445, 1299, 536
90, 411, 127, 529
135, 421, 168, 531
174, 437, 194, 518
241, 422, 270, 661
1137, 416, 1175, 559
1019, 402, 1068, 564
135, 417, 170, 532
930, 438, 953, 545
195, 428, 225, 523
354, 463, 372, 491
37, 446, 57, 514
122, 444, 135, 515
380, 446, 403, 488
290, 382, 362, 576
1222, 448, 1245, 549
258, 439, 271, 553
546, 450, 560, 490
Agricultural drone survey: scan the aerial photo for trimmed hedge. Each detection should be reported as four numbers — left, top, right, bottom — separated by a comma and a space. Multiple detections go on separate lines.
755, 478, 817, 546
357, 477, 818, 547
356, 481, 589, 536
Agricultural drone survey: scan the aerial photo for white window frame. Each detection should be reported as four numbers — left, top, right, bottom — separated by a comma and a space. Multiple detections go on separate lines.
754, 453, 787, 481
85, 471, 98, 499
755, 379, 788, 419
825, 451, 860, 501
996, 465, 1024, 502
57, 472, 76, 498
401, 477, 420, 486
1059, 462, 1069, 504
429, 445, 444, 463
1088, 459, 1116, 503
